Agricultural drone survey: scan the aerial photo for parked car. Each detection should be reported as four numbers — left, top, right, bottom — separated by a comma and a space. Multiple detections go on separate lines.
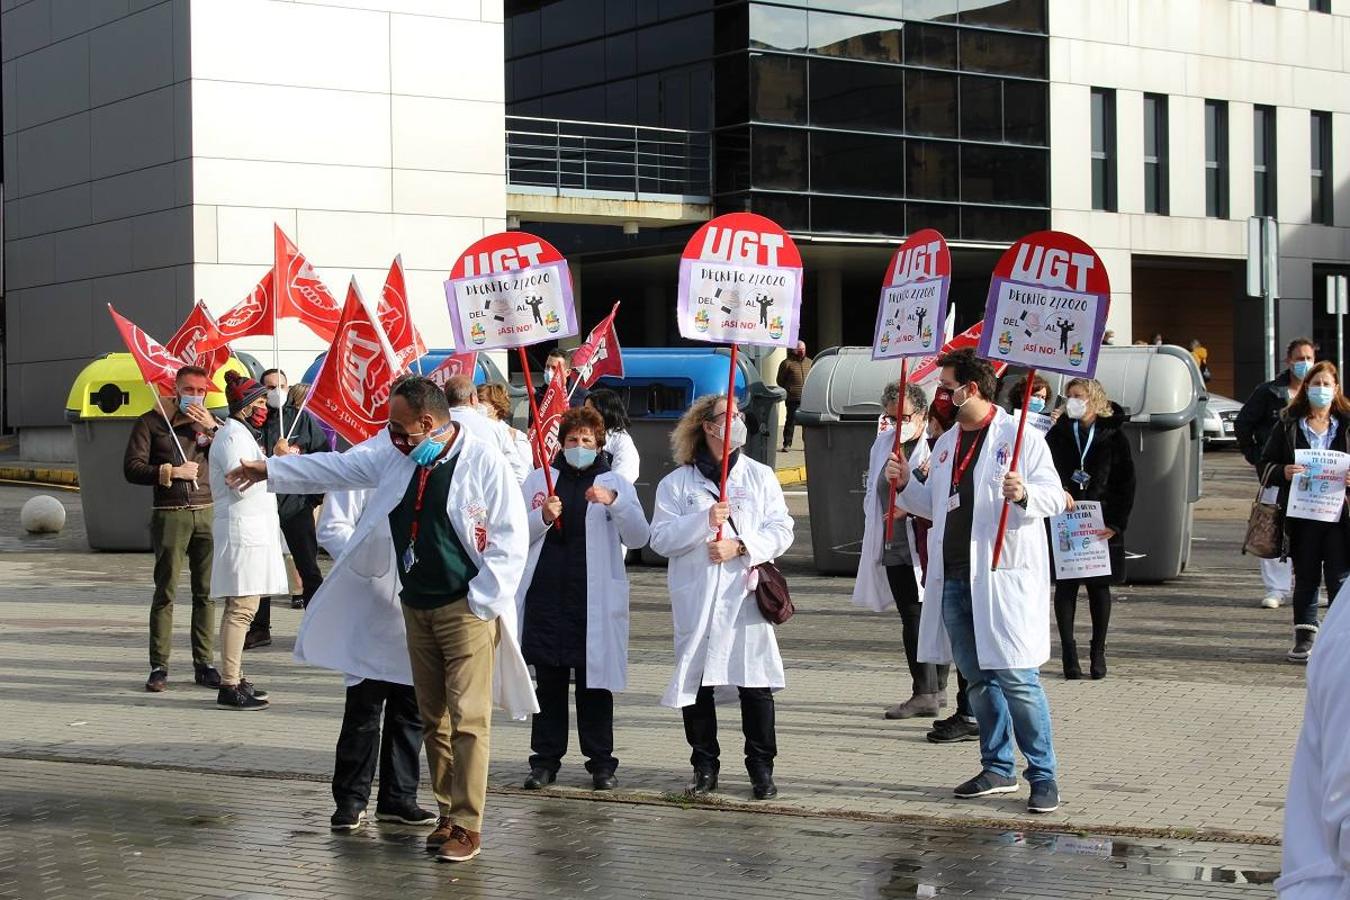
1202, 393, 1241, 447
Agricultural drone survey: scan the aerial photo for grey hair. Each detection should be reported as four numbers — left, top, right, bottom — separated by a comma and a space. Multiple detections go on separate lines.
442, 374, 477, 407
881, 382, 929, 417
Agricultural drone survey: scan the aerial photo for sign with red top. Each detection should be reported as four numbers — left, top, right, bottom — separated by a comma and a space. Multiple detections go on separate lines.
444, 231, 577, 351
872, 229, 951, 361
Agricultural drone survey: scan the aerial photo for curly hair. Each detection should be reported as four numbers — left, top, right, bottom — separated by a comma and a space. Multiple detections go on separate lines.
671, 394, 730, 466
558, 406, 606, 449
1063, 378, 1115, 418
476, 383, 512, 421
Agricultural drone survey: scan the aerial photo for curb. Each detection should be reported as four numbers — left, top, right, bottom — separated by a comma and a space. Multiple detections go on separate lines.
775, 465, 806, 486
0, 466, 79, 488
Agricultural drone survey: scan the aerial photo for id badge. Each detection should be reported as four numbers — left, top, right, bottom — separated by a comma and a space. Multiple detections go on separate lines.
401, 544, 417, 574
1071, 469, 1091, 488
947, 493, 961, 513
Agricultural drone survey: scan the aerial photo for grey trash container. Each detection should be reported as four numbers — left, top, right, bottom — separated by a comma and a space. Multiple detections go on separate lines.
795, 347, 913, 575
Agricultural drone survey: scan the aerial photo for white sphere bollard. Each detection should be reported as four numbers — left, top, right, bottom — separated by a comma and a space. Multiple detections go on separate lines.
21, 495, 67, 534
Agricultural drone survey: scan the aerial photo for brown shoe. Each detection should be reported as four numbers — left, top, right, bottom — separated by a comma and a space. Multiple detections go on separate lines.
435, 826, 481, 863
425, 816, 454, 849
884, 692, 942, 720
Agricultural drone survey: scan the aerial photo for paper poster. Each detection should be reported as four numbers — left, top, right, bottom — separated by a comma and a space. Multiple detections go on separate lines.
1287, 448, 1350, 523
444, 232, 578, 351
1014, 409, 1054, 435
872, 229, 951, 361
1050, 500, 1112, 580
977, 231, 1111, 378
677, 212, 803, 348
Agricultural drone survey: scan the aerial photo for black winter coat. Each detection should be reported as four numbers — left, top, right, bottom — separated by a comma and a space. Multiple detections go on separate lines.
1235, 370, 1297, 466
1045, 404, 1136, 583
1258, 411, 1350, 553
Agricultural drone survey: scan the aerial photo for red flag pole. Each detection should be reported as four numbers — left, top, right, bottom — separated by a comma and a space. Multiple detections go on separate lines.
519, 347, 558, 528
883, 356, 910, 542
716, 344, 739, 541
991, 369, 1037, 571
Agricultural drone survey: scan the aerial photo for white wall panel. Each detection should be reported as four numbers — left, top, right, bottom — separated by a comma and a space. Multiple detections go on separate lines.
193, 158, 392, 212
391, 96, 504, 175
389, 14, 503, 102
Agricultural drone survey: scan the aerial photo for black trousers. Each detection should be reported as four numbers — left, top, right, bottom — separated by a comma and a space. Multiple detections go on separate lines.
1053, 581, 1112, 652
332, 679, 423, 814
782, 401, 800, 448
885, 563, 949, 696
682, 684, 776, 775
530, 664, 617, 776
281, 510, 324, 604
1290, 520, 1348, 628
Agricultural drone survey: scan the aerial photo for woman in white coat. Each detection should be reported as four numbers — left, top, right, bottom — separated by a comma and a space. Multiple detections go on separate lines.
516, 406, 649, 792
649, 393, 795, 802
852, 381, 948, 720
586, 389, 641, 485
209, 371, 289, 710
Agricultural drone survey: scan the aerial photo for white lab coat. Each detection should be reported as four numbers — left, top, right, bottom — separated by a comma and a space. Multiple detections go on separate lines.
451, 406, 530, 484
1277, 588, 1350, 899
649, 455, 795, 708
505, 422, 535, 475
852, 428, 930, 612
605, 430, 641, 486
208, 417, 289, 598
515, 465, 650, 692
897, 407, 1065, 670
266, 429, 538, 719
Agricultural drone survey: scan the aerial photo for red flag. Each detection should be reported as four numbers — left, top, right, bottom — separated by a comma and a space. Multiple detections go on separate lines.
305, 279, 404, 446
275, 224, 342, 342
205, 270, 276, 347
570, 302, 624, 388
107, 305, 188, 396
377, 255, 427, 369
527, 362, 568, 469
166, 301, 231, 377
425, 352, 479, 390
910, 321, 1007, 386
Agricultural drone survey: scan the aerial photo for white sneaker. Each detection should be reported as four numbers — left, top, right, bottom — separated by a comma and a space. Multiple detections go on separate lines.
1261, 595, 1282, 609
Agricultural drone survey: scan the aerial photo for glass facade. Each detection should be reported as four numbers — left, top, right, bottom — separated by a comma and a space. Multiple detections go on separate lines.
506, 0, 1050, 241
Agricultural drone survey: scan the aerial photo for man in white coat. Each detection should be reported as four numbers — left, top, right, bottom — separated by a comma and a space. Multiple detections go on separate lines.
1277, 582, 1350, 897
226, 376, 536, 864
443, 374, 530, 485
887, 349, 1066, 815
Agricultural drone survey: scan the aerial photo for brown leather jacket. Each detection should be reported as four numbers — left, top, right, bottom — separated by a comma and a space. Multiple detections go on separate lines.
123, 405, 215, 509
776, 354, 812, 403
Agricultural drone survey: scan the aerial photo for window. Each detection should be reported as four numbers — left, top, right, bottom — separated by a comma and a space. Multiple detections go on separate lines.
905, 70, 958, 137
807, 11, 902, 63
749, 3, 806, 51
958, 29, 1046, 78
750, 54, 806, 124
808, 58, 904, 131
958, 0, 1047, 33
1143, 93, 1169, 214
810, 131, 904, 197
903, 22, 957, 69
1204, 100, 1228, 218
960, 76, 1003, 142
906, 140, 959, 200
962, 145, 1047, 206
1090, 88, 1116, 211
1311, 111, 1332, 224
750, 127, 807, 191
1254, 104, 1277, 219
1003, 80, 1047, 145
1311, 0, 1330, 11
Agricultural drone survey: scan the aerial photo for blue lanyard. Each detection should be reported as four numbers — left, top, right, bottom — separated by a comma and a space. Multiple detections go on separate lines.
1073, 422, 1096, 470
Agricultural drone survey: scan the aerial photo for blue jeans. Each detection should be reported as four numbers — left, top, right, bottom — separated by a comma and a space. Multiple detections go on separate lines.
941, 568, 1058, 784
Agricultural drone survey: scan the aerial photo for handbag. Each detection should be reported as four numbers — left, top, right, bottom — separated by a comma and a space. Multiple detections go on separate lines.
711, 491, 795, 625
1242, 466, 1285, 559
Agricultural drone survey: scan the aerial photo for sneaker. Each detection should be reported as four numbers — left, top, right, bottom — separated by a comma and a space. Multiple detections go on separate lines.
145, 668, 168, 693
522, 767, 556, 790
1289, 626, 1317, 663
238, 679, 269, 701
1028, 779, 1061, 813
435, 826, 481, 863
193, 665, 221, 688
330, 808, 366, 832
1260, 595, 1282, 609
243, 629, 272, 650
953, 771, 1019, 799
375, 803, 437, 826
216, 684, 269, 710
884, 692, 942, 720
926, 713, 980, 744
426, 816, 454, 849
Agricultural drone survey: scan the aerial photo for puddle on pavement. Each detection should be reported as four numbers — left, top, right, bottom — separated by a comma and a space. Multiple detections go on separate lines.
995, 832, 1279, 885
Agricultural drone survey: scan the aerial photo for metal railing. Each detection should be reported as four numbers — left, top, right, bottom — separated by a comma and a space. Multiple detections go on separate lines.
506, 116, 711, 201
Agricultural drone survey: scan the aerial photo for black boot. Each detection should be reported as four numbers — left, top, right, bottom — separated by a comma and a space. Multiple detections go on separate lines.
1089, 641, 1107, 680
1062, 640, 1082, 680
685, 769, 718, 797
748, 766, 777, 801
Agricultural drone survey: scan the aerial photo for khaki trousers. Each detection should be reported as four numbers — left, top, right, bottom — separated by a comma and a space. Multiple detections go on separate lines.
218, 596, 260, 686
402, 602, 498, 832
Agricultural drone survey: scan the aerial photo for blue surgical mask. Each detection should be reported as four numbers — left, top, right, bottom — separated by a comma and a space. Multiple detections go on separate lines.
1308, 386, 1335, 409
1028, 396, 1047, 414
564, 446, 597, 469
409, 424, 451, 467
1293, 360, 1313, 380
178, 395, 205, 414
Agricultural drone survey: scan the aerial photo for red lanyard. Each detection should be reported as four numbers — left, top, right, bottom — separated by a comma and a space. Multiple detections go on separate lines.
950, 406, 996, 492
407, 444, 453, 548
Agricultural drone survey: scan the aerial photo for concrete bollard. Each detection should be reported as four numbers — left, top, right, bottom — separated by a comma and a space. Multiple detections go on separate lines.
21, 495, 66, 534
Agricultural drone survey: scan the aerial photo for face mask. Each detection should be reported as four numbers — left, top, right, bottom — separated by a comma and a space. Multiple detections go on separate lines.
952, 385, 972, 408
929, 388, 957, 431
899, 420, 919, 444
247, 405, 269, 427
409, 424, 452, 467
712, 417, 748, 451
1028, 396, 1047, 414
1308, 386, 1335, 409
1065, 398, 1089, 419
266, 387, 287, 410
178, 395, 204, 415
1292, 360, 1313, 380
564, 446, 597, 469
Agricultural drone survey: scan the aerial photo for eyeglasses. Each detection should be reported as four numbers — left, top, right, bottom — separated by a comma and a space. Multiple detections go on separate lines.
704, 410, 745, 422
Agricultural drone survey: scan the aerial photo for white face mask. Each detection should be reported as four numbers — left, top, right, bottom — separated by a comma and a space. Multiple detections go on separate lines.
900, 420, 919, 443
712, 417, 748, 451
1066, 397, 1089, 419
951, 385, 972, 408
266, 386, 287, 410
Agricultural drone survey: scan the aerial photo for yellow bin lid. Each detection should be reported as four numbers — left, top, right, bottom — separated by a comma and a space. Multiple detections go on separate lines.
65, 353, 249, 420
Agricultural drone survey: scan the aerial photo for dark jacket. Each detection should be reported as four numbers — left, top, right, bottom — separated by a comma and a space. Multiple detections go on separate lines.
123, 406, 215, 509
1235, 370, 1297, 466
776, 354, 812, 403
1046, 404, 1136, 583
259, 404, 329, 521
1258, 411, 1350, 550
534, 380, 588, 410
